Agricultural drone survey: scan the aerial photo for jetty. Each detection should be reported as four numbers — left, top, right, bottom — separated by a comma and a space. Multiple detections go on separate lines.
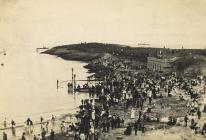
57, 68, 103, 93
36, 46, 49, 53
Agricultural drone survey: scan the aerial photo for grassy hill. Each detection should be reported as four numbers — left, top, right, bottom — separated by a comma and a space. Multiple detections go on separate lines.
44, 42, 206, 62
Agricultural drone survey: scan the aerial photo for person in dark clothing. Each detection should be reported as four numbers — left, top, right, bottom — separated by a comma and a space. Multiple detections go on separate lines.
40, 116, 44, 123
26, 118, 33, 133
3, 132, 7, 140
11, 120, 16, 136
116, 116, 121, 128
106, 121, 110, 132
202, 123, 206, 135
50, 129, 55, 140
184, 115, 189, 127
138, 111, 142, 121
20, 132, 26, 140
11, 120, 15, 126
11, 126, 16, 136
140, 99, 144, 110
134, 121, 139, 135
190, 118, 198, 132
70, 123, 76, 131
141, 124, 145, 133
124, 124, 132, 135
102, 121, 106, 132
111, 118, 115, 129
33, 135, 38, 140
41, 128, 46, 140
197, 109, 201, 119
148, 97, 152, 105
26, 118, 31, 126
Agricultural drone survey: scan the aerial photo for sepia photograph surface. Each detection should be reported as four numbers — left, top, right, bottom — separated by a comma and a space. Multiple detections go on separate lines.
1, 0, 206, 139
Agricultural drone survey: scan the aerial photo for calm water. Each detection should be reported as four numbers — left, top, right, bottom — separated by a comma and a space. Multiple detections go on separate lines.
0, 49, 90, 125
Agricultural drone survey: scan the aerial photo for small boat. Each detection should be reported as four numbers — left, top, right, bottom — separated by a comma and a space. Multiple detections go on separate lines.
75, 83, 90, 93
67, 82, 90, 93
74, 88, 89, 93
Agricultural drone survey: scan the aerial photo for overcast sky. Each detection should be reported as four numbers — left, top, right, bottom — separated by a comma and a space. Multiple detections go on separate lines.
0, 0, 206, 51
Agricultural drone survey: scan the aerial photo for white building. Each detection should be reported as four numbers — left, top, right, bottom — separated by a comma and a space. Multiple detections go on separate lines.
147, 56, 179, 72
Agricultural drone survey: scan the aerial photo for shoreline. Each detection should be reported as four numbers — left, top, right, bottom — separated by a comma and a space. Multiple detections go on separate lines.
3, 44, 206, 139
40, 44, 206, 140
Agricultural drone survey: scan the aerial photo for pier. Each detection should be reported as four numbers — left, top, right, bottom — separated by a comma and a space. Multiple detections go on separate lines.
57, 68, 103, 93
36, 46, 49, 53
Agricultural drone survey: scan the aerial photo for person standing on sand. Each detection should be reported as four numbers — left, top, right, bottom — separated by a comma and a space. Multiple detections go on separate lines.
11, 119, 15, 126
148, 90, 152, 105
106, 120, 110, 132
26, 118, 31, 133
3, 132, 7, 140
134, 121, 139, 135
11, 119, 16, 136
131, 108, 135, 119
197, 109, 201, 119
20, 132, 26, 140
184, 115, 189, 127
140, 94, 144, 110
41, 128, 46, 140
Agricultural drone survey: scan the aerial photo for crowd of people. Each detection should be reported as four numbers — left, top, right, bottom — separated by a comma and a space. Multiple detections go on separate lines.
2, 68, 206, 139
64, 70, 206, 139
2, 116, 56, 140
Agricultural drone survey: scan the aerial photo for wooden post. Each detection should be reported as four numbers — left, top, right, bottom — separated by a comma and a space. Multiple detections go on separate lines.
72, 68, 74, 93
74, 74, 76, 91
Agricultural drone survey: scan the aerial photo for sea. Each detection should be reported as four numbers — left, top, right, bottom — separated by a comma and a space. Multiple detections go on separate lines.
0, 48, 90, 127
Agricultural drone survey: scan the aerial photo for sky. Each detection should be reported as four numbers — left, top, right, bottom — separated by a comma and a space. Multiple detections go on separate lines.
0, 0, 206, 51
